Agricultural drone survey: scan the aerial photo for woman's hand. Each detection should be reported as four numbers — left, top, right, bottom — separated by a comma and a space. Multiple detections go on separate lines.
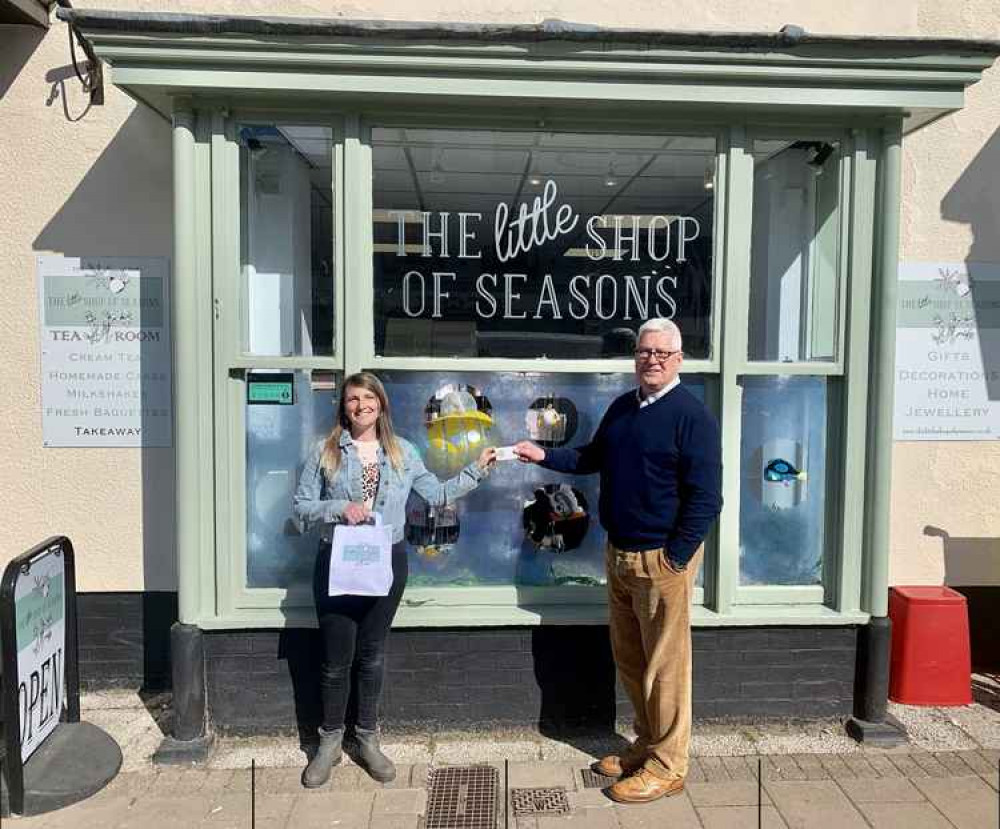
342, 502, 371, 525
477, 447, 498, 471
513, 441, 545, 464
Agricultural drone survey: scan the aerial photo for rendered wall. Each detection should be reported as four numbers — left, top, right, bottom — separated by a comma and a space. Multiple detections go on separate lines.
0, 1, 997, 595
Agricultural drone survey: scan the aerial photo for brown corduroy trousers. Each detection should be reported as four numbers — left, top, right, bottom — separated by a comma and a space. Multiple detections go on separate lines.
606, 542, 701, 781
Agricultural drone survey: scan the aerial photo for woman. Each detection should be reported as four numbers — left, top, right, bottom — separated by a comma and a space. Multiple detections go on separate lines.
293, 372, 495, 787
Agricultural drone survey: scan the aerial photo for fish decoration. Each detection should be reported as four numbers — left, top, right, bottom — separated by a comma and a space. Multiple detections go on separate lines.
764, 458, 807, 484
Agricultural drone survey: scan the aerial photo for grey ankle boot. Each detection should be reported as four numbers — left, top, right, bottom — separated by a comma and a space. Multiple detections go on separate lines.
349, 726, 396, 783
302, 726, 343, 788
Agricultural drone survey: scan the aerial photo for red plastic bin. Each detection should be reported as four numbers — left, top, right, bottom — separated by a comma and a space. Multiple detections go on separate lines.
888, 586, 972, 706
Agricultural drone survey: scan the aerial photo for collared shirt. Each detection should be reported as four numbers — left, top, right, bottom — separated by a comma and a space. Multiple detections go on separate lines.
637, 377, 681, 408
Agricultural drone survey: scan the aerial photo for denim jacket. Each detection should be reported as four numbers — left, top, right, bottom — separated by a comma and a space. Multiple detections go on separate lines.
293, 432, 486, 544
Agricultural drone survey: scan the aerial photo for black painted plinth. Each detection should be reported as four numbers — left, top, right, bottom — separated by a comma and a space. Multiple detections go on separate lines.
845, 712, 907, 747
152, 733, 214, 765
2, 721, 122, 817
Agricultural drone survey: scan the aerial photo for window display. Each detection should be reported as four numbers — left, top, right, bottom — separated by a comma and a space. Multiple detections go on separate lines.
523, 484, 591, 553
525, 396, 578, 447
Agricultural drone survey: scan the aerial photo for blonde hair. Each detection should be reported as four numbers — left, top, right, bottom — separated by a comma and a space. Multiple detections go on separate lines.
320, 372, 404, 477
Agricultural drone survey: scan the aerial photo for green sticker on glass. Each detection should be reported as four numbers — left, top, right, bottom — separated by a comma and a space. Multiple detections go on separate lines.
247, 373, 294, 405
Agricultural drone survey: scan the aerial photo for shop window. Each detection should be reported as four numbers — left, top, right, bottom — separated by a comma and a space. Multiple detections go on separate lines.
748, 140, 841, 363
245, 369, 339, 589
738, 375, 830, 586
239, 125, 335, 356
371, 128, 716, 360
370, 370, 707, 589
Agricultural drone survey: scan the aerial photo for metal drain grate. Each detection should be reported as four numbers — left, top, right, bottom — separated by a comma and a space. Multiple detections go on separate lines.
580, 768, 614, 789
510, 787, 571, 816
425, 765, 500, 829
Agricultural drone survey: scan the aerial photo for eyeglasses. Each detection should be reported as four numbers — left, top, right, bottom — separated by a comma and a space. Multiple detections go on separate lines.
634, 348, 681, 362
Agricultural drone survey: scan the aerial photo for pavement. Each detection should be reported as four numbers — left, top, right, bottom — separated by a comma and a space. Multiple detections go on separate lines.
8, 675, 1000, 828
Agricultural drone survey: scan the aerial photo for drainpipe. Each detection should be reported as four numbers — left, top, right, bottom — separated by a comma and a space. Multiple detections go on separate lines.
153, 98, 211, 763
846, 122, 906, 746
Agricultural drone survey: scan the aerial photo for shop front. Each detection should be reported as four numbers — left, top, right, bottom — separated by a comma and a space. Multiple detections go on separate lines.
61, 10, 999, 744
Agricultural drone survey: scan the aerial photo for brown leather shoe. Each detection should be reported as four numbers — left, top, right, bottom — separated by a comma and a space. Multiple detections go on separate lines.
592, 750, 644, 778
604, 769, 684, 804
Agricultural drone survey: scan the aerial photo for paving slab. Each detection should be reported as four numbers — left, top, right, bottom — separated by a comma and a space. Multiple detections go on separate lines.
199, 793, 254, 829
932, 751, 981, 776
282, 790, 374, 829
908, 751, 952, 778
788, 754, 831, 782
856, 801, 955, 829
369, 814, 420, 829
764, 780, 869, 829
614, 791, 701, 829
686, 780, 771, 807
765, 755, 807, 781
699, 756, 732, 782
818, 753, 857, 779
9, 795, 135, 829
567, 788, 616, 809
372, 788, 426, 815
698, 804, 789, 829
720, 755, 755, 780
887, 753, 930, 778
507, 760, 577, 789
951, 750, 993, 774
115, 794, 217, 828
536, 807, 618, 829
837, 777, 925, 803
285, 793, 373, 829
864, 754, 904, 779
912, 773, 1000, 829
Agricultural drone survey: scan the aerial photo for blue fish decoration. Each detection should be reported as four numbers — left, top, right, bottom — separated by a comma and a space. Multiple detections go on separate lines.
764, 458, 807, 484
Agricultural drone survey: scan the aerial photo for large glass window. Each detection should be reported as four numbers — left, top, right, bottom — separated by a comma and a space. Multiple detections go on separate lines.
239, 125, 335, 356
738, 375, 831, 586
371, 128, 716, 359
748, 140, 841, 363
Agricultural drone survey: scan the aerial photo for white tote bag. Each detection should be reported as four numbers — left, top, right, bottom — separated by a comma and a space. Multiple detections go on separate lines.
327, 513, 394, 597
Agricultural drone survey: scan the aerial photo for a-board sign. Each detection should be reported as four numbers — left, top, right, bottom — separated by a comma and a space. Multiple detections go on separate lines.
12, 550, 66, 761
1, 537, 81, 813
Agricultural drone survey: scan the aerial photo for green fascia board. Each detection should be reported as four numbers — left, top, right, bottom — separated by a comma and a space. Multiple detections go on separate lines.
64, 13, 998, 129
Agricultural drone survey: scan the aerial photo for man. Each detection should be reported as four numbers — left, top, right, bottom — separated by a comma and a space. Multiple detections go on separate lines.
514, 318, 722, 804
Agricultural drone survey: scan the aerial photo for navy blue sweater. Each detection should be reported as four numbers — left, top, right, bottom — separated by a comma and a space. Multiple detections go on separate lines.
540, 385, 722, 566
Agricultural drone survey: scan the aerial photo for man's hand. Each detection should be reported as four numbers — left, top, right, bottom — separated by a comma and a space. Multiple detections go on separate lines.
342, 502, 371, 525
513, 441, 545, 464
477, 447, 498, 471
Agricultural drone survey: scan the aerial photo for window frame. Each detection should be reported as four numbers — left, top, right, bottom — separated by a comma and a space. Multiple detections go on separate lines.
204, 108, 878, 629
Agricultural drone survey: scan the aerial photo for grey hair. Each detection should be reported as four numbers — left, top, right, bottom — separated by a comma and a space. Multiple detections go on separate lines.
637, 318, 682, 350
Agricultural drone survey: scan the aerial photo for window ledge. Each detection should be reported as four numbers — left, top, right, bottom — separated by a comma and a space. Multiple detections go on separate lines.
194, 604, 869, 629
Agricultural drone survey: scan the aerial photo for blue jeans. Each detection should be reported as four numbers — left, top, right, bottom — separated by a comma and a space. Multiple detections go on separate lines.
313, 541, 408, 731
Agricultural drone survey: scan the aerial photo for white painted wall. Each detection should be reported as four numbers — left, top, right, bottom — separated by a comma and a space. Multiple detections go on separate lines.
0, 1, 997, 592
